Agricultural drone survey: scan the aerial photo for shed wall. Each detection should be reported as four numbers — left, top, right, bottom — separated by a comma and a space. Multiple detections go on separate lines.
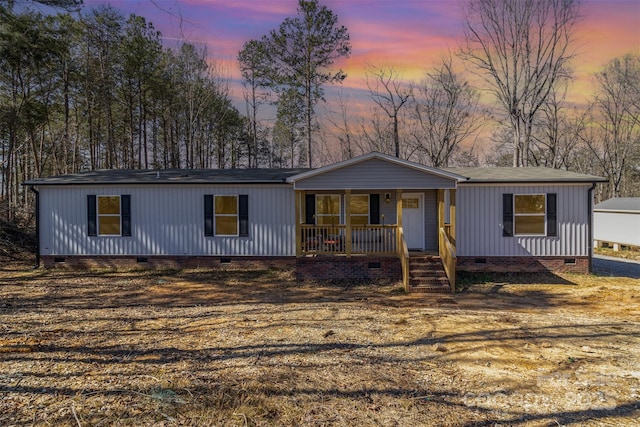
594, 211, 640, 246
294, 158, 457, 190
456, 184, 591, 257
38, 184, 295, 256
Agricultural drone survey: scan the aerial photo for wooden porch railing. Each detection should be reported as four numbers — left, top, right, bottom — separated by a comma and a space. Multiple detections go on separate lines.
439, 226, 456, 293
398, 227, 410, 292
300, 224, 398, 255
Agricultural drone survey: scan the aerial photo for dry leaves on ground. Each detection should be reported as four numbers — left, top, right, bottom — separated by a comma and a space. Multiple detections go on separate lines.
0, 261, 639, 426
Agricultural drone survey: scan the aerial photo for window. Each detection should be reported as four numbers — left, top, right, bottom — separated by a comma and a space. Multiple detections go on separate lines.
205, 194, 249, 237
315, 195, 340, 225
87, 194, 131, 237
503, 193, 556, 237
514, 194, 546, 235
215, 195, 238, 236
402, 197, 419, 209
349, 194, 369, 226
98, 196, 121, 235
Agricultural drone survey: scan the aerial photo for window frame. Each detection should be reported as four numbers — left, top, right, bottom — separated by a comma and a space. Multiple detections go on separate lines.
513, 194, 547, 236
214, 195, 239, 236
315, 194, 341, 226
97, 195, 122, 236
349, 194, 370, 226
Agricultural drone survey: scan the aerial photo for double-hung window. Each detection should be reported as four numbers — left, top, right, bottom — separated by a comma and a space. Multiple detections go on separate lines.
204, 194, 249, 237
349, 194, 369, 226
503, 193, 557, 237
87, 194, 131, 237
98, 196, 121, 235
315, 195, 340, 225
215, 195, 238, 236
514, 194, 546, 235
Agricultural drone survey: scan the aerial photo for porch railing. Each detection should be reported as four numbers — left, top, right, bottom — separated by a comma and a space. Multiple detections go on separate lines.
300, 224, 398, 255
439, 226, 456, 293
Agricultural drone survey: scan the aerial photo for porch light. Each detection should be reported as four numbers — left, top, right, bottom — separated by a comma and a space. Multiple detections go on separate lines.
385, 193, 391, 204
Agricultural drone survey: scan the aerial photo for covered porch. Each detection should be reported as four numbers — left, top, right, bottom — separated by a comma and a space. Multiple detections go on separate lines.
286, 153, 465, 292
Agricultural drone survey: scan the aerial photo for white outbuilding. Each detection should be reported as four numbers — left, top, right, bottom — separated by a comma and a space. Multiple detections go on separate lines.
594, 198, 640, 249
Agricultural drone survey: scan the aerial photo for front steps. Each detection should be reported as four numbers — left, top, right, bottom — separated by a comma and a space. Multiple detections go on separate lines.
408, 256, 452, 293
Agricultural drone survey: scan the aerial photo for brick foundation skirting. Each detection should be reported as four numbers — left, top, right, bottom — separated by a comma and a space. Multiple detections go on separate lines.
41, 255, 295, 270
295, 256, 401, 282
457, 256, 589, 274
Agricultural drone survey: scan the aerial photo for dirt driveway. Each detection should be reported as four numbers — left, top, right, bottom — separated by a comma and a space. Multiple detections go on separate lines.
0, 262, 638, 426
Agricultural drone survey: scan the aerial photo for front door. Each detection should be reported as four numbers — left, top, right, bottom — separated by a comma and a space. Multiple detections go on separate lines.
401, 193, 424, 250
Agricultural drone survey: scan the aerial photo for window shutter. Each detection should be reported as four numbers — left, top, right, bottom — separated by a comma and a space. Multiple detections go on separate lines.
239, 195, 249, 237
547, 193, 557, 237
502, 193, 513, 237
305, 194, 315, 224
87, 195, 97, 236
121, 195, 131, 236
369, 194, 380, 224
204, 195, 214, 236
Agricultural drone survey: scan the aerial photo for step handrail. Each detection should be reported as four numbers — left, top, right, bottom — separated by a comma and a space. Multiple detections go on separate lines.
439, 227, 456, 293
398, 227, 410, 292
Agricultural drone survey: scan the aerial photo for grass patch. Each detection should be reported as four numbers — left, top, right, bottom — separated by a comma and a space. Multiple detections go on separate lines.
595, 246, 640, 261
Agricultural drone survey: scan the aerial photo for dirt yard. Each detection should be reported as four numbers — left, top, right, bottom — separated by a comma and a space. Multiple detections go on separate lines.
0, 260, 638, 426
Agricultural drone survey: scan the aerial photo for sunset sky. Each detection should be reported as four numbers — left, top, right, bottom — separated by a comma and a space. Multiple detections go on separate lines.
80, 0, 640, 132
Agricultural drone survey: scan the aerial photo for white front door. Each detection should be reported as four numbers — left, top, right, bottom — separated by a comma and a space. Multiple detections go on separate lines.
401, 193, 425, 250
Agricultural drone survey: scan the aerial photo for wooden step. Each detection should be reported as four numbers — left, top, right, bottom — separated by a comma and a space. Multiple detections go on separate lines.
407, 284, 452, 293
407, 256, 451, 293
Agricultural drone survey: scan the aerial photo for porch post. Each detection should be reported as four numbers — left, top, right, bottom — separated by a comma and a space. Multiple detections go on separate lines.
295, 190, 303, 256
396, 190, 403, 250
437, 189, 445, 228
449, 189, 456, 243
345, 190, 352, 257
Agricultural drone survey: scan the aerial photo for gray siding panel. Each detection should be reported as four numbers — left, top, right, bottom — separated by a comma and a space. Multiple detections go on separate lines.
295, 158, 457, 190
424, 190, 438, 251
39, 184, 295, 256
456, 184, 591, 257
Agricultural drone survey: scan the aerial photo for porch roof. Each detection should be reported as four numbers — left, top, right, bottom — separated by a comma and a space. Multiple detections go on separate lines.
287, 152, 467, 191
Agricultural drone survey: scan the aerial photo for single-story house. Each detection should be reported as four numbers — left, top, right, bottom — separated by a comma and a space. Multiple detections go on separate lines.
594, 197, 640, 249
23, 152, 606, 292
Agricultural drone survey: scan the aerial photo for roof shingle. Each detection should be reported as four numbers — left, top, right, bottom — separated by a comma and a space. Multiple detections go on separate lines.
443, 167, 605, 183
23, 168, 310, 186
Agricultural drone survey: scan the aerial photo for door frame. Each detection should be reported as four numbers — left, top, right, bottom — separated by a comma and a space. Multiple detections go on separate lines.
401, 192, 425, 250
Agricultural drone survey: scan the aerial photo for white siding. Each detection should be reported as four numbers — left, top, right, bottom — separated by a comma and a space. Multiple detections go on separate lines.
456, 184, 591, 257
38, 184, 295, 256
594, 212, 640, 246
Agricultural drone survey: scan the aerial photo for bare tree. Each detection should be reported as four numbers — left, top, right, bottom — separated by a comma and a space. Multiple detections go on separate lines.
366, 64, 412, 158
327, 90, 357, 160
357, 111, 395, 157
411, 55, 481, 167
461, 0, 581, 166
585, 53, 640, 197
529, 82, 587, 169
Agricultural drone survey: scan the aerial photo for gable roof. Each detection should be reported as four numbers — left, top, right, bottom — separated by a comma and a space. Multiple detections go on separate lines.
286, 152, 467, 184
443, 167, 606, 183
595, 197, 640, 213
23, 168, 310, 186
